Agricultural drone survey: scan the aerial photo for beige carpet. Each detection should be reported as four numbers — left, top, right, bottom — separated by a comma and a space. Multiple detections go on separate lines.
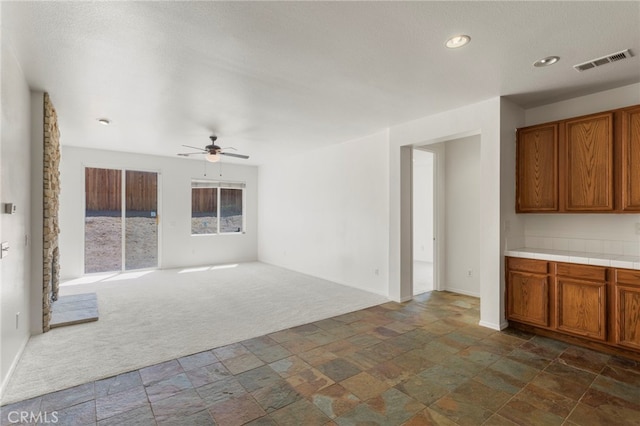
1, 262, 388, 404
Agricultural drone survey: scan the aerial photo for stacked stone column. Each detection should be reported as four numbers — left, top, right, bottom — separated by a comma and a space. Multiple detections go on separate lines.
43, 92, 61, 332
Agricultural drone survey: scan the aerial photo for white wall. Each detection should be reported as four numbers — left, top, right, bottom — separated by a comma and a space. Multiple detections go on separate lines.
258, 131, 390, 297
443, 136, 481, 297
389, 98, 504, 329
59, 147, 258, 278
0, 40, 32, 393
522, 83, 640, 255
412, 149, 433, 262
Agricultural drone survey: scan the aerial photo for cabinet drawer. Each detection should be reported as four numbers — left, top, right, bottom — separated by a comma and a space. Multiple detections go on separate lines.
556, 263, 606, 281
615, 269, 640, 285
507, 257, 548, 274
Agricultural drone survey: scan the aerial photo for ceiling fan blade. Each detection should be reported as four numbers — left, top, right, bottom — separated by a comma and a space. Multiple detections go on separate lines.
181, 144, 207, 152
177, 152, 206, 156
220, 152, 250, 159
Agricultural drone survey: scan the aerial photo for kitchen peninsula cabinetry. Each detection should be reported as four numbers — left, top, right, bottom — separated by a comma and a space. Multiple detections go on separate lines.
614, 268, 640, 351
555, 263, 607, 341
506, 257, 640, 358
516, 104, 639, 213
506, 258, 551, 327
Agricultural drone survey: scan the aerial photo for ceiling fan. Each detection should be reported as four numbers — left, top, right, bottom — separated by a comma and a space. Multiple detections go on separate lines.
177, 136, 250, 162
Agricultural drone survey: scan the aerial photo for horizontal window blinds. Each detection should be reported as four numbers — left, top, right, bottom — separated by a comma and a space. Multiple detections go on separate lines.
191, 180, 245, 189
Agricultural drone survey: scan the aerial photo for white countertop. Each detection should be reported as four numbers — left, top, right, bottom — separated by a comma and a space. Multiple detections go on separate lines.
505, 248, 640, 270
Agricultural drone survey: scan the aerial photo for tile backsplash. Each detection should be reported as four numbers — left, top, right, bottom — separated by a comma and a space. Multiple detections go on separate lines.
524, 236, 640, 257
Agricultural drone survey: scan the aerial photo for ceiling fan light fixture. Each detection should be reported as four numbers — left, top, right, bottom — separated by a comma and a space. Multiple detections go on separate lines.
206, 152, 220, 163
445, 34, 470, 49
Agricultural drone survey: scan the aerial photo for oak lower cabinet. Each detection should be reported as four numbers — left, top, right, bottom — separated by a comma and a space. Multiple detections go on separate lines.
614, 269, 640, 351
555, 263, 607, 341
506, 257, 640, 358
506, 257, 551, 327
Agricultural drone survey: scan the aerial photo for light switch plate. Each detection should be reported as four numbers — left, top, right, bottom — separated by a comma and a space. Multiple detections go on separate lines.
1, 241, 8, 259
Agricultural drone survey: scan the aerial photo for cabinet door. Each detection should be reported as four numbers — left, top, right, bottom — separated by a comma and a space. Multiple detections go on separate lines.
614, 269, 640, 350
516, 124, 558, 212
621, 107, 640, 211
565, 113, 614, 211
507, 271, 549, 327
556, 277, 607, 341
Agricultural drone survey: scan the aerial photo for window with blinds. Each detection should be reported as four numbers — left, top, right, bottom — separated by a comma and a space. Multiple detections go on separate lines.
191, 180, 245, 235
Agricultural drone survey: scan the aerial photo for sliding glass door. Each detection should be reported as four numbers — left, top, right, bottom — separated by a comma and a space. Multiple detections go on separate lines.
85, 167, 158, 274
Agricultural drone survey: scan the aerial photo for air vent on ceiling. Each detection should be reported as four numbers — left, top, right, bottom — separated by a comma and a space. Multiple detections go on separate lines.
573, 49, 633, 72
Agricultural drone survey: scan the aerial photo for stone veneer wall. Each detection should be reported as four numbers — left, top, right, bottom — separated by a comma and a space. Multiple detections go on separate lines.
43, 92, 61, 332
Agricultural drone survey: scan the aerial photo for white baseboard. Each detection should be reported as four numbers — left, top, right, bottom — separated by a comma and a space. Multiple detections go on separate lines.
0, 335, 29, 402
478, 319, 509, 330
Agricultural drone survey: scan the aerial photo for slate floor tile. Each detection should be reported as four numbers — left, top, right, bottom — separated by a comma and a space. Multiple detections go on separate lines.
150, 388, 207, 423
250, 344, 292, 363
339, 372, 389, 401
566, 401, 640, 426
498, 399, 565, 426
178, 350, 218, 371
51, 399, 96, 426
95, 385, 148, 421
95, 371, 142, 398
510, 383, 577, 418
558, 346, 610, 374
222, 352, 264, 375
251, 380, 301, 413
316, 358, 362, 382
196, 375, 246, 407
96, 403, 155, 426
335, 388, 423, 426
145, 372, 193, 403
430, 394, 494, 426
311, 384, 360, 419
185, 362, 232, 388
236, 365, 283, 393
208, 393, 266, 426
40, 382, 94, 411
6, 291, 640, 426
139, 360, 184, 386
270, 399, 331, 425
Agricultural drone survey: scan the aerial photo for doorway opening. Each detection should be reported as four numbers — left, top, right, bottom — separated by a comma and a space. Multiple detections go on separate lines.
84, 167, 159, 273
412, 149, 435, 295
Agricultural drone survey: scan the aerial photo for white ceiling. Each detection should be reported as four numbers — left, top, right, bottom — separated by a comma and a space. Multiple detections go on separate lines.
3, 1, 639, 165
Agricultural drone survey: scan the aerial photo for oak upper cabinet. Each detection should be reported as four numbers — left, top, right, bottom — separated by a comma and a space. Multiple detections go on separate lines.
555, 263, 607, 341
621, 106, 640, 211
506, 258, 550, 327
516, 124, 558, 212
564, 112, 614, 212
613, 269, 640, 351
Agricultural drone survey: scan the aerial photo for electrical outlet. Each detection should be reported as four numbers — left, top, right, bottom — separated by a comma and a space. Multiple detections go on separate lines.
374, 268, 380, 276
467, 269, 473, 277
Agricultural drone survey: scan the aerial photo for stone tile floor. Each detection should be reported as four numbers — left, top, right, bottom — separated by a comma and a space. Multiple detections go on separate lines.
2, 291, 639, 425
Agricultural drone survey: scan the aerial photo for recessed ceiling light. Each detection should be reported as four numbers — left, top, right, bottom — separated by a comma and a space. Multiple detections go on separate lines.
97, 118, 111, 126
445, 35, 471, 49
533, 56, 560, 67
